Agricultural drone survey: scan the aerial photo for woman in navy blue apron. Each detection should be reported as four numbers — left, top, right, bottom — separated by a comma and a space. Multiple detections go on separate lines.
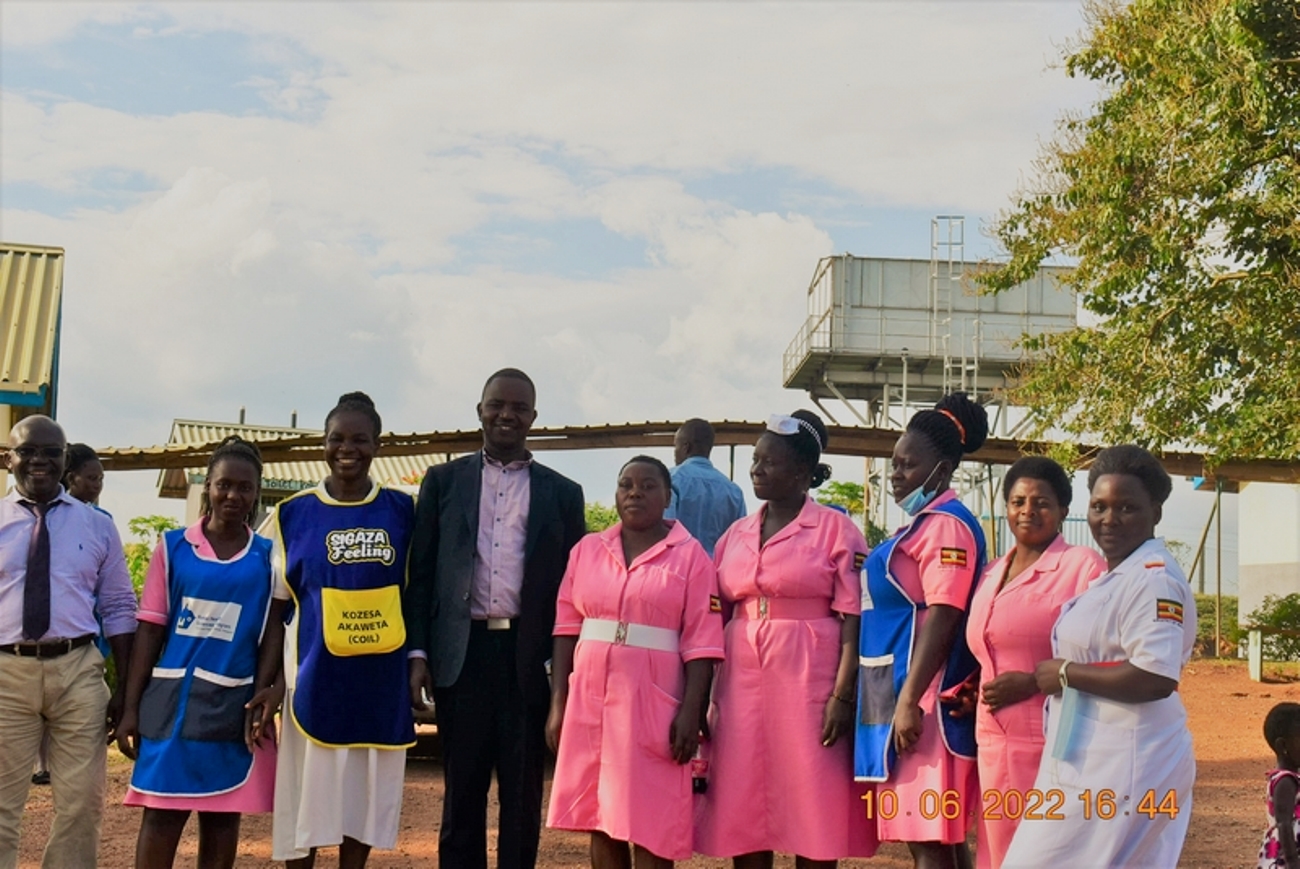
260, 392, 416, 869
117, 436, 276, 869
855, 393, 988, 869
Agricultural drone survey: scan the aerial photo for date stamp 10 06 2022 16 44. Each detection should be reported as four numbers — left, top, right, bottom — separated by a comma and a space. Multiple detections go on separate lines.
861, 788, 1180, 823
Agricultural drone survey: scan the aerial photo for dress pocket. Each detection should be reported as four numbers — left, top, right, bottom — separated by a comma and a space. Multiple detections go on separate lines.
858, 654, 896, 726
1001, 592, 1061, 638
139, 667, 185, 741
180, 668, 254, 743
632, 565, 686, 627
1049, 711, 1136, 798
638, 681, 682, 762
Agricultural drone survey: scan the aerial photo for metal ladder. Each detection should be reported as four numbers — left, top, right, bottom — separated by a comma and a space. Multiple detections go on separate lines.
930, 216, 980, 397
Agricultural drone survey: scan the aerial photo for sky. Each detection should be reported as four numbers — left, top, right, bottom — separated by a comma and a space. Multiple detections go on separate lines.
0, 1, 1238, 591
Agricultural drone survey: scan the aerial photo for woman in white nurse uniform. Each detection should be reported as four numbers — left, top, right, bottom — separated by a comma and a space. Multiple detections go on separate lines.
1002, 445, 1195, 869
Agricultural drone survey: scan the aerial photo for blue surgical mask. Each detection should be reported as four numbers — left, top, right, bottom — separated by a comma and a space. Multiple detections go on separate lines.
897, 463, 943, 517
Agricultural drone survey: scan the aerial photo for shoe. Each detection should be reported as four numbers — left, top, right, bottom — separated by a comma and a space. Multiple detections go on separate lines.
31, 771, 50, 786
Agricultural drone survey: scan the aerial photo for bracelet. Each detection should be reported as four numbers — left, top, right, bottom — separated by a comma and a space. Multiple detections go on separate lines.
831, 693, 855, 705
1058, 660, 1071, 690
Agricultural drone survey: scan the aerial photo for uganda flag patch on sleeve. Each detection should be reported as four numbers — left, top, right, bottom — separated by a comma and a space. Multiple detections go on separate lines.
709, 595, 722, 613
1156, 598, 1184, 624
939, 547, 968, 568
853, 552, 867, 571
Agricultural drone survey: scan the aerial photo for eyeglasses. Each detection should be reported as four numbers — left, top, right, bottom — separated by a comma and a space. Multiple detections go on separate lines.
11, 447, 66, 460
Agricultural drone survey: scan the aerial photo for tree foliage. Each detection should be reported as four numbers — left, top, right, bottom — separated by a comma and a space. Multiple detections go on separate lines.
980, 0, 1300, 461
124, 514, 181, 596
584, 502, 619, 532
1194, 593, 1243, 656
814, 480, 890, 547
1248, 593, 1300, 660
816, 481, 865, 517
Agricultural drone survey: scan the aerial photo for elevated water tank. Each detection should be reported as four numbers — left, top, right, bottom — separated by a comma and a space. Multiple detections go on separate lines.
782, 255, 1077, 406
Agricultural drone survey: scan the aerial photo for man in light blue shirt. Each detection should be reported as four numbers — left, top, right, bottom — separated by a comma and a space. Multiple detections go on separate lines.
0, 415, 136, 869
663, 419, 746, 557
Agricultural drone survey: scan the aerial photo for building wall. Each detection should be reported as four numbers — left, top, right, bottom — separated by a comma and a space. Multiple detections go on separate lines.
185, 483, 205, 526
1238, 482, 1300, 624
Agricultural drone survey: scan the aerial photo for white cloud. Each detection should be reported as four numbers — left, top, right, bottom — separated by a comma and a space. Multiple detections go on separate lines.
4, 3, 1094, 208
0, 2, 155, 48
1, 1, 1100, 526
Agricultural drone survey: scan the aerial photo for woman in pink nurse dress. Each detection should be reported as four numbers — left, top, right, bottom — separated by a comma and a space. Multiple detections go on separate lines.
546, 456, 723, 866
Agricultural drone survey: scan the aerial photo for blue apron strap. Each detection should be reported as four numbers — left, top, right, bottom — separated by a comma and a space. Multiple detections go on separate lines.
927, 500, 988, 761
855, 529, 920, 781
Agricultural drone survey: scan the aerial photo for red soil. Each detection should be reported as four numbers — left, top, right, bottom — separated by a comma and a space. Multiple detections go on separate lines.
16, 658, 1286, 867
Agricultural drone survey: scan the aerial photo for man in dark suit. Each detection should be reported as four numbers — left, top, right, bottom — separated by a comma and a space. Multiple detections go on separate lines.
405, 368, 585, 869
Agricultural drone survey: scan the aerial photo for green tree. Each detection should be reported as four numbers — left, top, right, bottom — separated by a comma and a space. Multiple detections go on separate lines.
1195, 593, 1243, 656
815, 481, 890, 547
979, 0, 1300, 461
584, 502, 619, 532
124, 514, 181, 596
1247, 593, 1300, 660
816, 481, 865, 517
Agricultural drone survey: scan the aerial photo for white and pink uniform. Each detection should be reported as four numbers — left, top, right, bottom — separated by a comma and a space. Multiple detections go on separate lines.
547, 520, 723, 860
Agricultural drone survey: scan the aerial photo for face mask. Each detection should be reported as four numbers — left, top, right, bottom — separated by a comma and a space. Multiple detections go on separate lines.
897, 463, 943, 516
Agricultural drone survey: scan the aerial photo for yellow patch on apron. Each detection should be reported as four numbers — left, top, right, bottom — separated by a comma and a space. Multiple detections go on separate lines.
321, 585, 406, 656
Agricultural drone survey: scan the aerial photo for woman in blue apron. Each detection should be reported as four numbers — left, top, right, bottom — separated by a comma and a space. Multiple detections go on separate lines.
258, 391, 416, 869
856, 393, 988, 869
1002, 445, 1195, 868
117, 436, 276, 869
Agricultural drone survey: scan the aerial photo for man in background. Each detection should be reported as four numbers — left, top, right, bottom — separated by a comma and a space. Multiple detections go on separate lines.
665, 418, 746, 557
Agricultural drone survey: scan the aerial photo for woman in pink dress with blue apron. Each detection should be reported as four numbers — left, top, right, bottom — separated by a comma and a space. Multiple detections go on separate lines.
546, 455, 724, 866
117, 436, 277, 869
696, 410, 876, 867
855, 393, 989, 869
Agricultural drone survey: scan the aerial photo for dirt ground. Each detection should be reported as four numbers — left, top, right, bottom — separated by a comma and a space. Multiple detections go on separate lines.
15, 658, 1290, 867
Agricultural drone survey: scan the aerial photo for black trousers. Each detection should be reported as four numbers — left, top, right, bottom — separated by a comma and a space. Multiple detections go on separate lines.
434, 622, 547, 869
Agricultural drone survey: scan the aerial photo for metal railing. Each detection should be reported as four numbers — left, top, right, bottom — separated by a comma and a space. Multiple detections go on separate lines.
782, 309, 836, 382
990, 516, 1097, 558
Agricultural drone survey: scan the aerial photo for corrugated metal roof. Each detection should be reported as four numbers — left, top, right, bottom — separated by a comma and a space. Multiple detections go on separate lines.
44, 419, 1300, 485
157, 419, 443, 499
0, 243, 64, 407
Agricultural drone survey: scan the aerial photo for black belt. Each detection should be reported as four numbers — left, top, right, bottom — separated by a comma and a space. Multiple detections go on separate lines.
0, 634, 96, 659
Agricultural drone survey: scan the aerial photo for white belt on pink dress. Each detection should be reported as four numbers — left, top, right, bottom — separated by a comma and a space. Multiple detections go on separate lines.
578, 618, 680, 653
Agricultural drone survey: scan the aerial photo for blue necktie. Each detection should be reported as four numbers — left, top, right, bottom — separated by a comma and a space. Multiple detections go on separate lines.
22, 500, 58, 641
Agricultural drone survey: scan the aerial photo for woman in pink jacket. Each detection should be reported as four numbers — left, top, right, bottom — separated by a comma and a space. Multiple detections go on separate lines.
965, 456, 1104, 868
